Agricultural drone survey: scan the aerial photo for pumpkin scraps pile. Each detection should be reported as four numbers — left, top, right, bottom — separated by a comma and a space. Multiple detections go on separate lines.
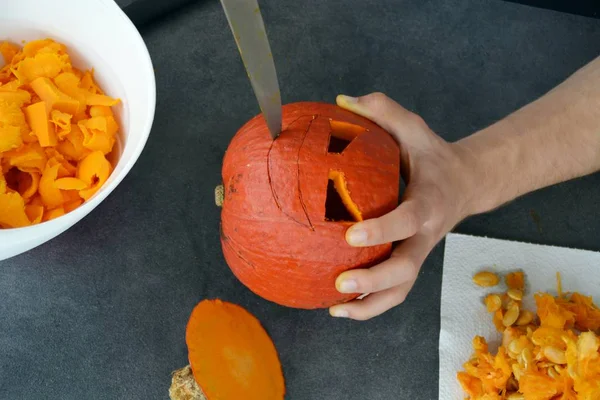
457, 270, 600, 399
0, 38, 120, 228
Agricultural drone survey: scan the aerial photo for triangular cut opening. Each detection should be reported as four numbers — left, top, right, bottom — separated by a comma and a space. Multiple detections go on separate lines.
328, 135, 352, 153
327, 120, 366, 154
325, 179, 355, 222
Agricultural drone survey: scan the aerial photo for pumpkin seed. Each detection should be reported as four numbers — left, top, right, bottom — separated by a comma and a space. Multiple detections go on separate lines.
568, 364, 577, 379
516, 310, 535, 326
543, 346, 567, 364
505, 299, 519, 311
531, 334, 544, 346
507, 393, 525, 400
473, 271, 500, 287
526, 325, 534, 338
554, 365, 563, 374
509, 339, 523, 355
507, 288, 524, 301
503, 303, 520, 327
484, 294, 502, 313
521, 348, 533, 369
512, 363, 523, 381
503, 327, 520, 348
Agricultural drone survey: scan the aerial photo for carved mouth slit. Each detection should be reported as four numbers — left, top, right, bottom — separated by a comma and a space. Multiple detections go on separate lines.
324, 170, 362, 222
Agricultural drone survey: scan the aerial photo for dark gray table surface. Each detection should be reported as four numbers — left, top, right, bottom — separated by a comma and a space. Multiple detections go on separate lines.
2, 1, 600, 399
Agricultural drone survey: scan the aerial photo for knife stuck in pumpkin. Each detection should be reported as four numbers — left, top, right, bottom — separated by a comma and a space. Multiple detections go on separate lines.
219, 0, 282, 140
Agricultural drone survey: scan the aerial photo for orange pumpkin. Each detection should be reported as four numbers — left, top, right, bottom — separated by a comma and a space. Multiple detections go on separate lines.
219, 102, 400, 309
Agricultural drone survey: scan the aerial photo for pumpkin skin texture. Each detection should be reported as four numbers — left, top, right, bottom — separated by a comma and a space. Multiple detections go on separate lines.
220, 102, 400, 309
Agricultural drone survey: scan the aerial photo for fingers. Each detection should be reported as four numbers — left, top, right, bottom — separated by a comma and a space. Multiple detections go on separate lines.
336, 92, 427, 141
345, 199, 428, 247
329, 282, 414, 321
330, 234, 434, 320
336, 233, 432, 294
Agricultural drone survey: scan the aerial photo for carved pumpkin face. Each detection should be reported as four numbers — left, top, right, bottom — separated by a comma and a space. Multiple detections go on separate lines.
220, 102, 400, 309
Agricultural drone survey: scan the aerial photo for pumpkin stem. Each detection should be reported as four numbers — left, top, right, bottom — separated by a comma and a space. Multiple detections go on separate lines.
215, 184, 224, 207
169, 365, 207, 400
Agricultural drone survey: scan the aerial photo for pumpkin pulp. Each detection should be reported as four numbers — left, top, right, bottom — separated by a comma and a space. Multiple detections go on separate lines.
326, 169, 362, 222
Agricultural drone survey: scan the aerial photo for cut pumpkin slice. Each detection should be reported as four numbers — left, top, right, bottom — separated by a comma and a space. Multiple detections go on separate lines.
185, 299, 285, 400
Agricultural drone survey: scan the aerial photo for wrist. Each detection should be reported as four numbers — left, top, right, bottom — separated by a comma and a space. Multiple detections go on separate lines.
451, 120, 517, 218
450, 142, 487, 219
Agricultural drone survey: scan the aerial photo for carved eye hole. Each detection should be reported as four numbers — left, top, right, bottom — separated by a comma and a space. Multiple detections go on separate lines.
327, 120, 366, 154
324, 170, 362, 222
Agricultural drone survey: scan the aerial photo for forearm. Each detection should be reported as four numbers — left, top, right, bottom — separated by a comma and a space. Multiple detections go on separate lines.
456, 55, 600, 216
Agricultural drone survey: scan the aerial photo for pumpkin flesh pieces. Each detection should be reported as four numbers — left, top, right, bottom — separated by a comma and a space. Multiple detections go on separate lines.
458, 272, 600, 399
0, 38, 119, 228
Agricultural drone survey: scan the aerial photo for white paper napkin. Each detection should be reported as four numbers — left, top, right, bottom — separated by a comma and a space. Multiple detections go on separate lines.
439, 233, 600, 399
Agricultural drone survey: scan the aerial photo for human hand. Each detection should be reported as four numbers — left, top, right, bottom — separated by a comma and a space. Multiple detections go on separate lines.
329, 93, 475, 320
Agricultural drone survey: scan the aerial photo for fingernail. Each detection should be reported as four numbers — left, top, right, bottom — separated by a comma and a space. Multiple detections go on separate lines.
346, 227, 368, 246
339, 94, 357, 103
331, 308, 349, 318
338, 279, 358, 293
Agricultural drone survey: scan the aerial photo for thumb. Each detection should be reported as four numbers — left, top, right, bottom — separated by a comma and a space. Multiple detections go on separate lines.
336, 92, 428, 142
345, 199, 429, 247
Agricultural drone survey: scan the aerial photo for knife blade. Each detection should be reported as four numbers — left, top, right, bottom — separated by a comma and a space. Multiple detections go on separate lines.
220, 0, 282, 139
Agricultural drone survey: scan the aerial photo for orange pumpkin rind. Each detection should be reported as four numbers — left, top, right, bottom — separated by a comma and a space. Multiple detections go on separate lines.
220, 102, 400, 309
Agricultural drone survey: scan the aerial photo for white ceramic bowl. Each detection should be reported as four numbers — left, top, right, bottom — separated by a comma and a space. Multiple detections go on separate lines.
0, 0, 156, 261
